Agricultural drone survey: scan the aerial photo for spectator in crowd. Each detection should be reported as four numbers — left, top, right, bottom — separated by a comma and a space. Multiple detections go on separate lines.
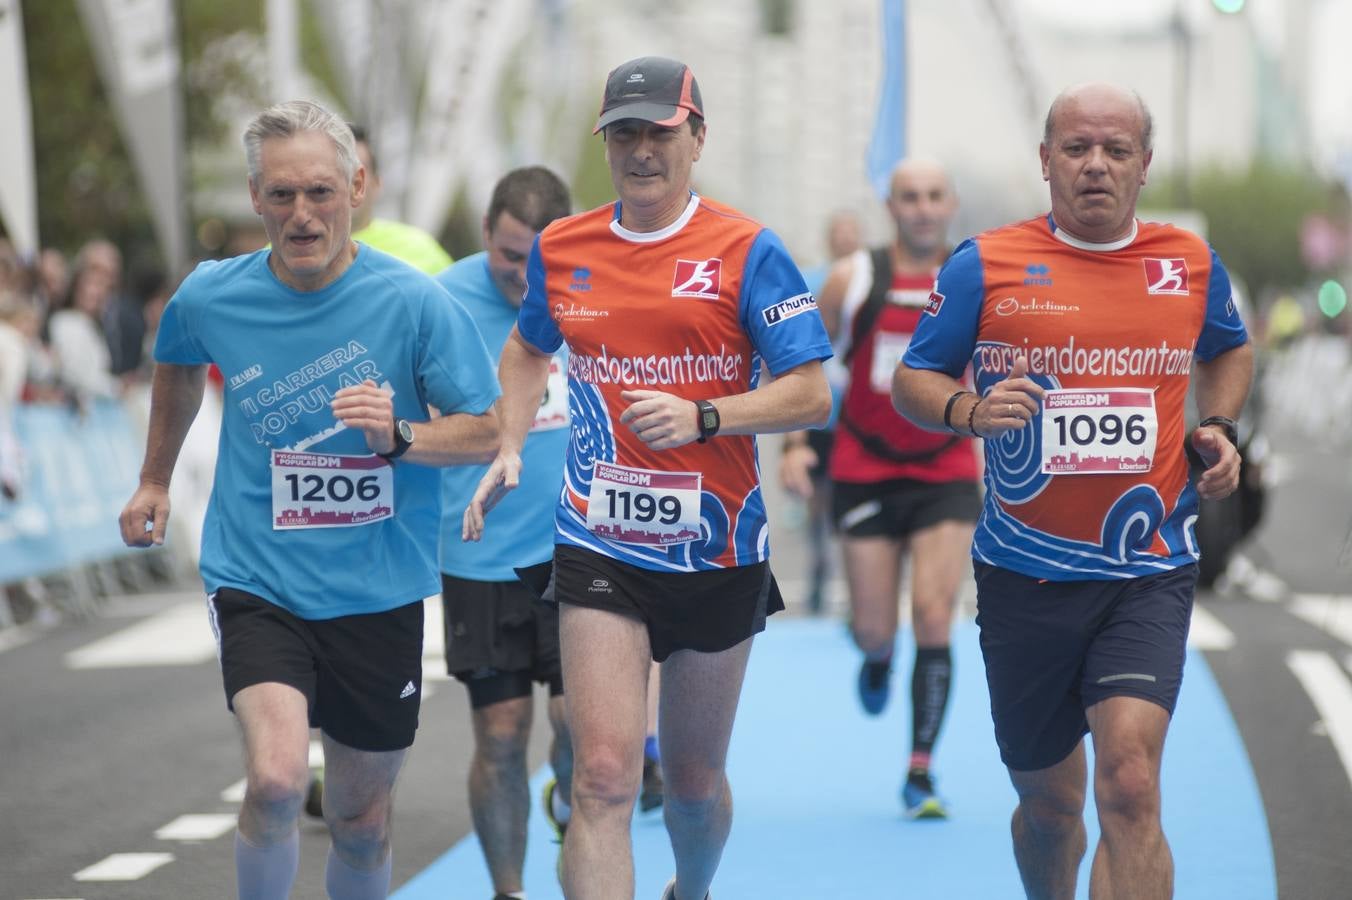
0, 290, 28, 500
48, 255, 121, 404
74, 239, 145, 377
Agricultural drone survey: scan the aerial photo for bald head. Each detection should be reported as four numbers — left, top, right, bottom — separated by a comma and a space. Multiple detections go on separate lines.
1043, 83, 1153, 154
886, 158, 957, 264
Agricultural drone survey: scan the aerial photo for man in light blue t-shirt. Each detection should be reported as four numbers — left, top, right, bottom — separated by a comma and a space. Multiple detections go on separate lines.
436, 167, 574, 899
119, 99, 500, 900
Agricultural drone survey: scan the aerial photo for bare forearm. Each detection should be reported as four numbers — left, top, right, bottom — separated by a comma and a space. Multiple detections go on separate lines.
140, 363, 207, 487
495, 328, 554, 453
712, 360, 831, 436
892, 363, 970, 433
400, 408, 500, 466
1194, 341, 1254, 421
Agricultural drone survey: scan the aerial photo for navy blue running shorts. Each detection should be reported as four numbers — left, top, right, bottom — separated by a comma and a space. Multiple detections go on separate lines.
441, 572, 563, 709
552, 544, 784, 662
831, 477, 981, 539
973, 562, 1197, 772
209, 587, 424, 752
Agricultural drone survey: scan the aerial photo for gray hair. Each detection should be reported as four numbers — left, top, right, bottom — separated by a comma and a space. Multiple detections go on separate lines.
243, 100, 359, 184
1043, 87, 1154, 154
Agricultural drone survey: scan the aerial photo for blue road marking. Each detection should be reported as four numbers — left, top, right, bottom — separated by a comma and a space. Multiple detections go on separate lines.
393, 618, 1275, 899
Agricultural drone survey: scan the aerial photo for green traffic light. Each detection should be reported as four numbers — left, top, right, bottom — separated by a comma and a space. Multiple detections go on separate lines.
1318, 280, 1348, 318
1212, 0, 1245, 12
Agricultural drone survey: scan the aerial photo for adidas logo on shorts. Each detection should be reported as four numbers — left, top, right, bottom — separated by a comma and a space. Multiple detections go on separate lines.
399, 681, 417, 699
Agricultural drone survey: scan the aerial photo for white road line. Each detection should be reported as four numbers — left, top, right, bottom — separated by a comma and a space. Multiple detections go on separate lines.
64, 602, 215, 669
1189, 603, 1235, 650
0, 622, 40, 655
1287, 650, 1352, 792
154, 814, 237, 842
72, 852, 175, 881
1289, 594, 1352, 648
221, 779, 245, 803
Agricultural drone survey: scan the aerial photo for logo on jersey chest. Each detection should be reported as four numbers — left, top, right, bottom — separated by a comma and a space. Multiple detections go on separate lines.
1143, 258, 1190, 296
672, 258, 723, 300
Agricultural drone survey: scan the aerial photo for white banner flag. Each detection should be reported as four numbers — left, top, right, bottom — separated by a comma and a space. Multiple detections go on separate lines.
76, 0, 189, 276
0, 0, 38, 258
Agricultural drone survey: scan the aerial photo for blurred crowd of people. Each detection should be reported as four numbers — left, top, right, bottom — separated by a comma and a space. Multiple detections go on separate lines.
0, 236, 173, 501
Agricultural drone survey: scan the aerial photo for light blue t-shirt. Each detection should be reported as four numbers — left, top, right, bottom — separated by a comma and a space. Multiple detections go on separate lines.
436, 251, 569, 581
155, 245, 500, 619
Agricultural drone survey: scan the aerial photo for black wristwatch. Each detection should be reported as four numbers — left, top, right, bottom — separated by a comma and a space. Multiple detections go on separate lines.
1198, 415, 1239, 447
379, 418, 415, 460
695, 400, 720, 443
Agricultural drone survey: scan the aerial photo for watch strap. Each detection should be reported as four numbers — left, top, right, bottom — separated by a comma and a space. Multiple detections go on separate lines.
1198, 415, 1238, 446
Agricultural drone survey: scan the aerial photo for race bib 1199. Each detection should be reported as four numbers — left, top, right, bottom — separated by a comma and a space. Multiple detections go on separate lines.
584, 461, 702, 545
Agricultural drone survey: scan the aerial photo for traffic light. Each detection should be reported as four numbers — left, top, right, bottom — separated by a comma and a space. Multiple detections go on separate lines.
1212, 0, 1245, 12
1317, 280, 1347, 318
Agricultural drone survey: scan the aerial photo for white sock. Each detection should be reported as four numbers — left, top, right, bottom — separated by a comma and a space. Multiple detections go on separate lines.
324, 846, 391, 900
551, 785, 572, 825
235, 829, 299, 900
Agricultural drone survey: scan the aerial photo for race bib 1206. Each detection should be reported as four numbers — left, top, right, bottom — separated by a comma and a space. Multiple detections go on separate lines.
271, 450, 394, 529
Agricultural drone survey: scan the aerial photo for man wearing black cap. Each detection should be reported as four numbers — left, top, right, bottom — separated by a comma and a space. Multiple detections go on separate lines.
464, 56, 834, 900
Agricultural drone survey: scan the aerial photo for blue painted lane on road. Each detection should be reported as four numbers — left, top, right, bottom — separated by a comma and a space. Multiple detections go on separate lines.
394, 617, 1275, 899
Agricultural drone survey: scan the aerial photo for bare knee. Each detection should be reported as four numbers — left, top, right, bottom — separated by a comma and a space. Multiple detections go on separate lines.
571, 746, 639, 815
1017, 787, 1085, 840
245, 763, 308, 827
474, 711, 531, 776
328, 798, 392, 864
1095, 754, 1160, 824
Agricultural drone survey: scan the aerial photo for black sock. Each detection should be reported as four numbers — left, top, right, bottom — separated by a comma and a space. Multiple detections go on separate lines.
910, 645, 952, 769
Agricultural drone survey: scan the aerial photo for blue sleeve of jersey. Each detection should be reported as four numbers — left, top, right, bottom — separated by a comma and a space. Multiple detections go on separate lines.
902, 238, 984, 377
417, 284, 500, 415
152, 263, 212, 365
740, 229, 833, 375
517, 238, 564, 354
1194, 248, 1250, 362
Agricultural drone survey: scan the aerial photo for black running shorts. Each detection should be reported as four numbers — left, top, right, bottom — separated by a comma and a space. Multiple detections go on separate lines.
831, 477, 980, 539
441, 572, 563, 709
209, 587, 423, 752
973, 562, 1197, 772
552, 544, 784, 662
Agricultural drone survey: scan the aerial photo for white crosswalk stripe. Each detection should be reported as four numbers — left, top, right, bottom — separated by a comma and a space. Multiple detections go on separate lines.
1188, 603, 1235, 650
72, 853, 175, 881
64, 601, 215, 669
154, 814, 237, 842
1289, 594, 1352, 648
1287, 650, 1352, 792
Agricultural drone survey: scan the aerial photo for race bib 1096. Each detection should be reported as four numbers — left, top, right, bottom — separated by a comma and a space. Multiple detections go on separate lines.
1040, 388, 1157, 475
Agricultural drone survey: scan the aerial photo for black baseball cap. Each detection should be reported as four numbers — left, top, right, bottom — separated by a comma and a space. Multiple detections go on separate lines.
593, 56, 704, 135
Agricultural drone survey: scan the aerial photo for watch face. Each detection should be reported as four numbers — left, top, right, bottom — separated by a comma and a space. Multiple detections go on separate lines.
702, 410, 718, 430
396, 419, 415, 443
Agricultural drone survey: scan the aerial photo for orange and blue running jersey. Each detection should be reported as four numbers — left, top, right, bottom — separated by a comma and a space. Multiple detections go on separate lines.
518, 194, 833, 572
903, 215, 1249, 581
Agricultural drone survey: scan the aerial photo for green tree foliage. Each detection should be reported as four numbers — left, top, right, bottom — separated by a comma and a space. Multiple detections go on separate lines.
22, 0, 152, 256
1143, 161, 1345, 300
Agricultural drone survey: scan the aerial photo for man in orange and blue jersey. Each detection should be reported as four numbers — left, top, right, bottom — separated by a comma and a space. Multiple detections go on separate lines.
894, 83, 1253, 900
464, 56, 831, 900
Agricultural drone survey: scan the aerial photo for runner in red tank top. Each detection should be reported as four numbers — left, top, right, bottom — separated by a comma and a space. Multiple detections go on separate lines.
781, 158, 978, 819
